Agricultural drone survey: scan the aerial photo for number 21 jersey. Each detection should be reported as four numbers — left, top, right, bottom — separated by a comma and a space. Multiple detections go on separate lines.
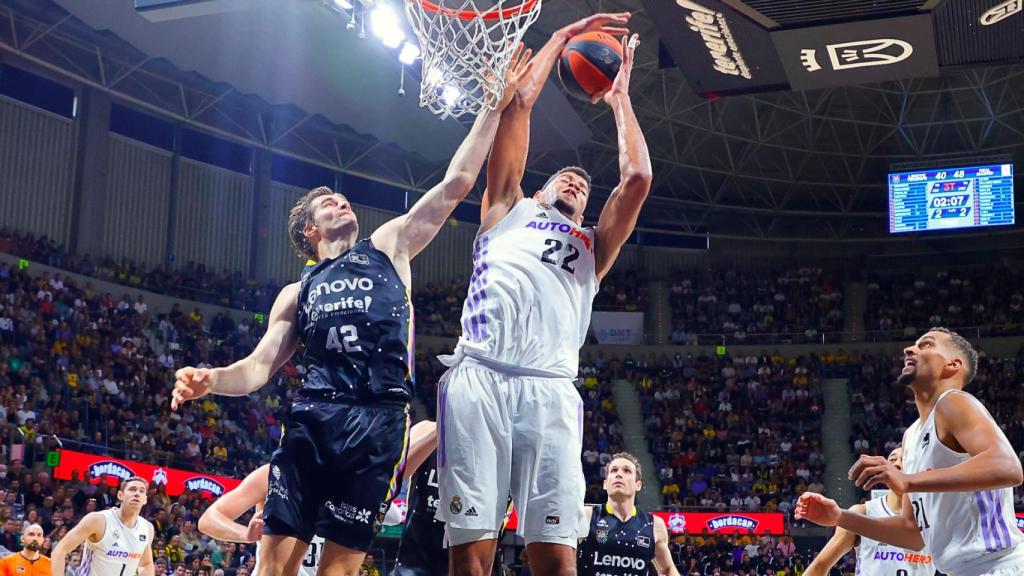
458, 198, 598, 378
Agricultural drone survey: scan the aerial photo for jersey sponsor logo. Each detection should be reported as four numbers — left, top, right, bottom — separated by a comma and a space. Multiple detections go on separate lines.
348, 253, 370, 265
546, 515, 560, 525
314, 296, 373, 315
325, 500, 372, 525
15, 567, 24, 573
636, 535, 651, 548
268, 465, 289, 501
591, 552, 648, 571
183, 476, 226, 497
88, 461, 134, 481
705, 515, 758, 532
140, 534, 147, 542
105, 550, 143, 560
871, 551, 932, 564
306, 278, 375, 304
524, 221, 593, 252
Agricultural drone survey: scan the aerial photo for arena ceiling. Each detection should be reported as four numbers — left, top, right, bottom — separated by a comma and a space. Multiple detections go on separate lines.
2, 0, 1024, 242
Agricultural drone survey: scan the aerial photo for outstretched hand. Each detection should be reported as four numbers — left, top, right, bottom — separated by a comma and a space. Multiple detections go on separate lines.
498, 43, 534, 111
794, 492, 842, 527
558, 12, 631, 39
595, 33, 639, 105
171, 366, 217, 411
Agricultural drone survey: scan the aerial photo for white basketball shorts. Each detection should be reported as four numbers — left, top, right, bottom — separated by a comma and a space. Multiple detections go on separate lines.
435, 358, 586, 547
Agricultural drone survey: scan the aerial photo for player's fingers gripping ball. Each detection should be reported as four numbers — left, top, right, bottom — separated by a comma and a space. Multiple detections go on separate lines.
558, 31, 623, 102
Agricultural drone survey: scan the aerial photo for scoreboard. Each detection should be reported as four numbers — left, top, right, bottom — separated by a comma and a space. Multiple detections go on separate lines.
888, 163, 1015, 234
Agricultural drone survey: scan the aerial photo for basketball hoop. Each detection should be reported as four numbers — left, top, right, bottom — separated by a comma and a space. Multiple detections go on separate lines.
405, 0, 542, 117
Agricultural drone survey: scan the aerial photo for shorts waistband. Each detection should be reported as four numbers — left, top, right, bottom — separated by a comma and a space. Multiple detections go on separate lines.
295, 390, 410, 410
438, 346, 570, 379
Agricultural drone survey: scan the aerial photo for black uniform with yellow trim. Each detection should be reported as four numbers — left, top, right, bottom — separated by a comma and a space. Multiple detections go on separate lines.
577, 504, 656, 576
264, 238, 414, 550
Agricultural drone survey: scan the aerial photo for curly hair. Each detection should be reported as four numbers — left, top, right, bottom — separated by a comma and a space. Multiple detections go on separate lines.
288, 186, 335, 261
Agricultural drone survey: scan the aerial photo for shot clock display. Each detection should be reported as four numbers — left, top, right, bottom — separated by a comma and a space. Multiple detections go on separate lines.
888, 163, 1015, 234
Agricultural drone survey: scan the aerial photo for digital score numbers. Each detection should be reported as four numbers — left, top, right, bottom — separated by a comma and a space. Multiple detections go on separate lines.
888, 163, 1015, 233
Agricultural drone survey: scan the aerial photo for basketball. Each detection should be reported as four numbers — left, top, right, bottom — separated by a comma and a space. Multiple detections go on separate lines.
558, 31, 623, 102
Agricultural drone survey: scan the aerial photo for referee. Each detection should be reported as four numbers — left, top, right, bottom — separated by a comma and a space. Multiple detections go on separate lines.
0, 523, 49, 576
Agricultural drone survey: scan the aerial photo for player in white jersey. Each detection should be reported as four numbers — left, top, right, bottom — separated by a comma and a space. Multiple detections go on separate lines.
804, 447, 935, 576
797, 328, 1024, 576
436, 12, 652, 576
51, 476, 155, 576
198, 421, 437, 576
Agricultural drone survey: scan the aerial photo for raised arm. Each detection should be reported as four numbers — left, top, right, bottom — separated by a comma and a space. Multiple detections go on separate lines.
795, 492, 924, 551
171, 283, 300, 410
372, 45, 534, 268
803, 504, 864, 576
481, 14, 631, 227
594, 34, 652, 281
51, 511, 105, 576
652, 515, 681, 576
198, 465, 270, 543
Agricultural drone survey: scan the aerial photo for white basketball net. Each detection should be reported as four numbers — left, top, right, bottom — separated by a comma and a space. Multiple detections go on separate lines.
405, 0, 542, 118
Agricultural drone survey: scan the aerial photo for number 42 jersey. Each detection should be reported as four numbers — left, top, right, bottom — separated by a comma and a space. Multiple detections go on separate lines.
298, 238, 414, 404
457, 198, 598, 378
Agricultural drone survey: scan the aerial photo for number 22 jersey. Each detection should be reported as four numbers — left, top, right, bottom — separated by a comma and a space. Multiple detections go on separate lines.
457, 198, 598, 378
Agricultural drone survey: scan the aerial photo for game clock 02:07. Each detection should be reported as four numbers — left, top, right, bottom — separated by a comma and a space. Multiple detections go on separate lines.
888, 163, 1016, 234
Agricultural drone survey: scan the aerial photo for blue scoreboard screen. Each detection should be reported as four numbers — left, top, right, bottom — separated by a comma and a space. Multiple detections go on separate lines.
888, 163, 1015, 234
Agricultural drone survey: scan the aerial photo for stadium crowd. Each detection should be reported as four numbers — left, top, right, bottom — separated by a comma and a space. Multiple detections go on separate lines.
634, 351, 826, 516
864, 263, 1024, 337
668, 267, 844, 345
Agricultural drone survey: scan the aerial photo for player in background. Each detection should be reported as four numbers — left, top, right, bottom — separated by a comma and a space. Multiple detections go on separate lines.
51, 477, 155, 576
198, 421, 437, 576
436, 12, 652, 576
172, 46, 535, 576
797, 328, 1024, 576
803, 447, 934, 576
577, 453, 678, 576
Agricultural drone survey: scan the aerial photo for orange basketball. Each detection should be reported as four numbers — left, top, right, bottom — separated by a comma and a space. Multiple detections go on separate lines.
557, 31, 624, 102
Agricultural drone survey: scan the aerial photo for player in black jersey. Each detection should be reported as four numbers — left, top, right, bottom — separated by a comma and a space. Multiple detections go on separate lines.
394, 429, 445, 576
171, 46, 535, 576
578, 453, 679, 576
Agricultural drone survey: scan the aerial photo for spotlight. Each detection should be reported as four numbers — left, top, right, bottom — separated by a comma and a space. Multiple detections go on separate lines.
441, 84, 462, 107
371, 4, 405, 48
399, 42, 421, 65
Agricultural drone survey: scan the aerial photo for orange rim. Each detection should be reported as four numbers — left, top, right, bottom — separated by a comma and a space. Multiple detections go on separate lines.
416, 0, 539, 21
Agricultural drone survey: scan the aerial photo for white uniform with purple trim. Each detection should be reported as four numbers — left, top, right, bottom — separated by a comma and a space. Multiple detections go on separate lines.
902, 390, 1024, 576
436, 198, 597, 547
77, 509, 153, 576
854, 496, 935, 576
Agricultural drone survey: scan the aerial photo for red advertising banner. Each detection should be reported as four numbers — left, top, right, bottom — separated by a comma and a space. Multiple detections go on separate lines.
653, 512, 785, 535
53, 449, 241, 498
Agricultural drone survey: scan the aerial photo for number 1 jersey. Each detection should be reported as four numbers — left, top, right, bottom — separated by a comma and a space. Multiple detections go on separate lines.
458, 198, 598, 378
